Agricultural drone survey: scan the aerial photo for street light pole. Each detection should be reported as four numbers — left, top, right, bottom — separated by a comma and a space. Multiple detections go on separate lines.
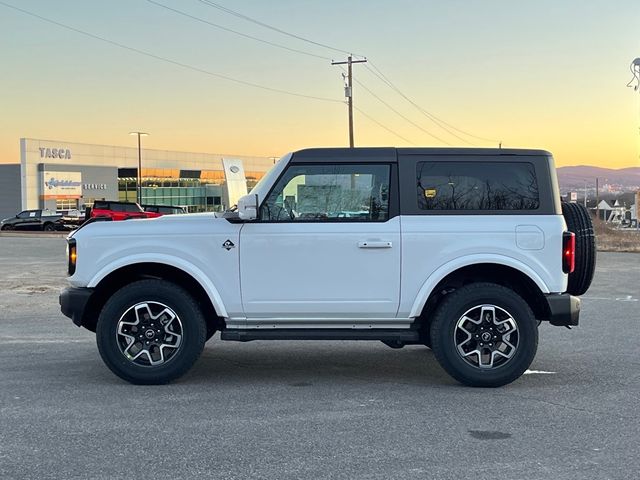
129, 132, 149, 205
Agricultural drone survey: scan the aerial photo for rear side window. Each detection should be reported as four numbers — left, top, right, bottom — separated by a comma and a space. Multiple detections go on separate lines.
93, 201, 108, 210
123, 204, 142, 213
416, 162, 540, 211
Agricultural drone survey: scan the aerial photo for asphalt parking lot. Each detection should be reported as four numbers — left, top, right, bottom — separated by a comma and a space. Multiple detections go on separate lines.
0, 236, 638, 480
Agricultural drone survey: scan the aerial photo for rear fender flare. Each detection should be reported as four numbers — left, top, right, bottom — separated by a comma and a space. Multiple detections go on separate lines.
409, 254, 550, 318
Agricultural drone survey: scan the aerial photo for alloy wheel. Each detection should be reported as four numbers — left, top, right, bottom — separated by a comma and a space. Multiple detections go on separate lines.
454, 304, 519, 369
116, 301, 183, 366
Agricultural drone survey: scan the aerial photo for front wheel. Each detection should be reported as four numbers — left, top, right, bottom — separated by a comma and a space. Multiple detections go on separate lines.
430, 283, 538, 387
96, 279, 206, 384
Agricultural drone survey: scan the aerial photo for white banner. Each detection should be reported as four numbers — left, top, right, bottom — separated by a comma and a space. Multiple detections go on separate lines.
222, 158, 248, 208
42, 171, 82, 198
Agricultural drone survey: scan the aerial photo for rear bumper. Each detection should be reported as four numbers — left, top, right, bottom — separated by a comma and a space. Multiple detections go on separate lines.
545, 293, 581, 326
59, 287, 94, 327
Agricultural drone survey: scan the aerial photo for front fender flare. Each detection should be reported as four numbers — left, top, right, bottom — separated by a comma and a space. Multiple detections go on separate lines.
408, 254, 550, 318
87, 254, 228, 318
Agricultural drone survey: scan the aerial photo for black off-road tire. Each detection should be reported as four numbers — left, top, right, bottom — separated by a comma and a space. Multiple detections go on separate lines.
561, 202, 596, 296
430, 283, 538, 388
96, 279, 206, 385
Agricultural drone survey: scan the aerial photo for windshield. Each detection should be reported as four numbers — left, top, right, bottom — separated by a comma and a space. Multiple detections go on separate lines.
248, 153, 291, 203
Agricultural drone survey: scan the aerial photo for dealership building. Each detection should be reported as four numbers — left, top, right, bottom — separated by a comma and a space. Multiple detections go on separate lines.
0, 138, 276, 219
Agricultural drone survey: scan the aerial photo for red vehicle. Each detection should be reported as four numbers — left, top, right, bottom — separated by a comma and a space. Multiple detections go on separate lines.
89, 201, 163, 221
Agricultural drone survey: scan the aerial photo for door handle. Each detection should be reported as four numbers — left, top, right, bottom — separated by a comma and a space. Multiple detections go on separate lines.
358, 241, 392, 249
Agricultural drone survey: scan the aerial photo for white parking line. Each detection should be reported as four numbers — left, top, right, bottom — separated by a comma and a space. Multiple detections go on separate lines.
0, 336, 90, 344
581, 296, 638, 302
524, 370, 557, 375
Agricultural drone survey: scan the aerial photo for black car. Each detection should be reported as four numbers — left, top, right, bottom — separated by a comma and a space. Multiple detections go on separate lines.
0, 209, 64, 231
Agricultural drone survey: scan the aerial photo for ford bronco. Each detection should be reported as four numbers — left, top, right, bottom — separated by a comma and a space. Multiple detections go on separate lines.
60, 148, 595, 387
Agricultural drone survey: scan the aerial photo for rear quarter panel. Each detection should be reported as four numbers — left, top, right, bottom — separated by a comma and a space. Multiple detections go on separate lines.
399, 214, 567, 318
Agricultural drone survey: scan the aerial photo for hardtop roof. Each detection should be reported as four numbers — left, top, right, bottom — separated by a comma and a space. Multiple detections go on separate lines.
291, 147, 552, 162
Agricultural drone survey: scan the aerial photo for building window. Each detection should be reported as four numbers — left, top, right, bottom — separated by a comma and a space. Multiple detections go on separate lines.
55, 199, 79, 212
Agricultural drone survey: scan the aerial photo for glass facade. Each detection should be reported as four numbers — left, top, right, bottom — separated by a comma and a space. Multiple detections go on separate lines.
117, 167, 265, 212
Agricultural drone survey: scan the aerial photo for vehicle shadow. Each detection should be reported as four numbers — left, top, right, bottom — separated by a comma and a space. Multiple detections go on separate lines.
181, 341, 457, 387
66, 337, 571, 389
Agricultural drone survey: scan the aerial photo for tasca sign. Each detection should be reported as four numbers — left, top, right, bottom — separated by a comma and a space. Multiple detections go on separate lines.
42, 171, 82, 199
39, 147, 72, 159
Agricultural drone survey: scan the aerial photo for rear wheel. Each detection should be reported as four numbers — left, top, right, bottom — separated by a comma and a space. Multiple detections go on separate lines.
43, 223, 55, 231
96, 279, 206, 384
430, 283, 538, 387
562, 202, 596, 295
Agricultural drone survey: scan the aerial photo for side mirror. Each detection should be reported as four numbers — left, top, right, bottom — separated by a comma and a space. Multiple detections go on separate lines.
237, 193, 258, 221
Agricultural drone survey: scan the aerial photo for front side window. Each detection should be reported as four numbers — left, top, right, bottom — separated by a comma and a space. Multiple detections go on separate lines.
417, 161, 540, 211
262, 164, 390, 222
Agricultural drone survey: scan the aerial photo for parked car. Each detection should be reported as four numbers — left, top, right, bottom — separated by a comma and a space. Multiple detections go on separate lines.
60, 147, 596, 387
89, 201, 162, 221
141, 204, 186, 215
1, 209, 64, 231
59, 209, 86, 229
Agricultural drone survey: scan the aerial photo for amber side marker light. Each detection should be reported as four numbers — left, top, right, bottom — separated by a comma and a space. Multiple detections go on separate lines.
68, 239, 77, 276
562, 232, 575, 274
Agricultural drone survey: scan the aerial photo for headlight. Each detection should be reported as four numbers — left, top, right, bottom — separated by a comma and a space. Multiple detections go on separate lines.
68, 239, 77, 275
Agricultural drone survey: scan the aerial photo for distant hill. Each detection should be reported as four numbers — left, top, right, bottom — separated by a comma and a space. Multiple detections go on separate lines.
557, 165, 640, 190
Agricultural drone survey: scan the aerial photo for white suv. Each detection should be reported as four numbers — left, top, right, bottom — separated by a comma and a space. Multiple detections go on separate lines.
60, 148, 595, 387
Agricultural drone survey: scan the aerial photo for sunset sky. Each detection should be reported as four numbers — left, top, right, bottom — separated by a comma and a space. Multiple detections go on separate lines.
1, 0, 639, 167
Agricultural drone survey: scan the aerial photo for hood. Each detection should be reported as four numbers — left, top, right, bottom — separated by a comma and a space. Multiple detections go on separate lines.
70, 212, 235, 240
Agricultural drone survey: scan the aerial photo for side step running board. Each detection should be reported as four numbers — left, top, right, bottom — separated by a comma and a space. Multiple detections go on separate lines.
220, 329, 420, 343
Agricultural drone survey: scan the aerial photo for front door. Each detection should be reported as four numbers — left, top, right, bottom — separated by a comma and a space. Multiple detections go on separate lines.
240, 162, 401, 326
16, 210, 41, 230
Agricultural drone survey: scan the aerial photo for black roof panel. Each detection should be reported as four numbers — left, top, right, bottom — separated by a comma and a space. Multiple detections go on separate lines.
291, 147, 552, 162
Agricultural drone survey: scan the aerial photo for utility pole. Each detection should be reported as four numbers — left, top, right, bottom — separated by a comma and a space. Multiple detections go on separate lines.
129, 131, 149, 205
595, 177, 599, 220
332, 55, 367, 147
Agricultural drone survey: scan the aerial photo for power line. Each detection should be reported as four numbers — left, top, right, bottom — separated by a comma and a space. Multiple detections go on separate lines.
146, 0, 331, 61
366, 61, 498, 144
352, 75, 452, 145
0, 0, 342, 104
332, 64, 426, 146
157, 0, 490, 145
196, 0, 364, 58
146, 0, 426, 148
186, 0, 494, 145
335, 63, 451, 145
353, 106, 415, 145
